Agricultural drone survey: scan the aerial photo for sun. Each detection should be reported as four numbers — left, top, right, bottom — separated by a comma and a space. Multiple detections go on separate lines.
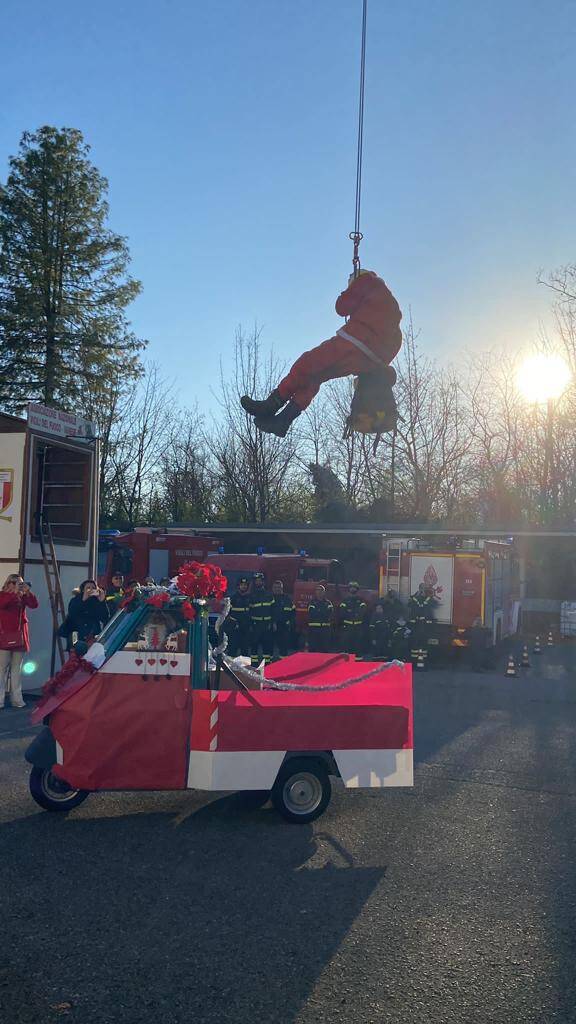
516, 353, 572, 404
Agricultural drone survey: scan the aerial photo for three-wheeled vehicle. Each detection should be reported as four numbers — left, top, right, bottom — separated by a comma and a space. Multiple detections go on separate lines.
26, 579, 413, 823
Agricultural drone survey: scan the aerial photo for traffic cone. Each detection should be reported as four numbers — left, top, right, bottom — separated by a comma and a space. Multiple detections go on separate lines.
520, 645, 530, 669
415, 649, 426, 671
547, 630, 554, 647
505, 654, 517, 678
533, 635, 542, 655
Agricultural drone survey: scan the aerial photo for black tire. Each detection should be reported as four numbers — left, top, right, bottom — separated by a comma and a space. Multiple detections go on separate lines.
29, 766, 89, 813
271, 757, 331, 824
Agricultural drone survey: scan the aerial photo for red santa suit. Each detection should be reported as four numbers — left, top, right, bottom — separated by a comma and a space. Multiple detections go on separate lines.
277, 272, 402, 410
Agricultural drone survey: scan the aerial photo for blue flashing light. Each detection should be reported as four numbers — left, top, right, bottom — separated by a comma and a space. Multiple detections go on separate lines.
257, 546, 265, 555
299, 549, 307, 557
218, 545, 225, 554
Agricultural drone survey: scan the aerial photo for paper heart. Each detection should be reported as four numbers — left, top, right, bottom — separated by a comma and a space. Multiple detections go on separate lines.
170, 660, 178, 668
148, 658, 156, 665
135, 658, 143, 666
159, 658, 167, 665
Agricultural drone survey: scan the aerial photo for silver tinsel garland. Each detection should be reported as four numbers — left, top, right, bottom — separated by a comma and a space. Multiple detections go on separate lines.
222, 657, 406, 692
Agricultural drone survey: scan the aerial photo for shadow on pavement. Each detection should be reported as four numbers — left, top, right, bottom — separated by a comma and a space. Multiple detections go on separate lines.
1, 794, 385, 1024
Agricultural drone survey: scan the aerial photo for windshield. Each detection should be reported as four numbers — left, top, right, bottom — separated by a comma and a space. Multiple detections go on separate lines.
97, 606, 129, 646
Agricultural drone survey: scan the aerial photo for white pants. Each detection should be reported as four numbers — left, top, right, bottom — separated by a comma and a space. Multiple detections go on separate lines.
0, 650, 24, 706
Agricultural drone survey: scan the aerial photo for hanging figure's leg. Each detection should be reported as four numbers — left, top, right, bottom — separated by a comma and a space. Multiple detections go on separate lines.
241, 389, 286, 417
249, 335, 356, 437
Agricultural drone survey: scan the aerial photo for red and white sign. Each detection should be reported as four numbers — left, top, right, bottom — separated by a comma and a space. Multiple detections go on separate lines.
27, 403, 95, 441
0, 468, 14, 521
409, 554, 454, 623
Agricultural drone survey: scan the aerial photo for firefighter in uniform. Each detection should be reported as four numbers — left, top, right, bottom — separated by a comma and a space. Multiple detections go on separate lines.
228, 576, 252, 657
271, 580, 296, 658
408, 583, 434, 664
307, 584, 333, 652
339, 581, 367, 657
105, 573, 125, 615
390, 618, 412, 661
249, 573, 274, 665
381, 587, 403, 624
369, 602, 391, 660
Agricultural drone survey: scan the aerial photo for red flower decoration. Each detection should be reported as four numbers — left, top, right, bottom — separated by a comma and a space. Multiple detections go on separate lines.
146, 592, 170, 609
180, 601, 196, 621
119, 585, 139, 609
176, 561, 228, 601
41, 653, 97, 698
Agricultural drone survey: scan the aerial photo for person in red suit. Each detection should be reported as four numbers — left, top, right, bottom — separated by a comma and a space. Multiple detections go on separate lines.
0, 574, 39, 708
241, 269, 402, 436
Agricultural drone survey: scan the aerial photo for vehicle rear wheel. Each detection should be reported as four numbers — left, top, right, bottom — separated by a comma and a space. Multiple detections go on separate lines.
29, 766, 89, 813
271, 758, 331, 824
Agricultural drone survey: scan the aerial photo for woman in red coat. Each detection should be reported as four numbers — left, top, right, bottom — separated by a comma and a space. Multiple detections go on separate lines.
241, 269, 402, 436
0, 574, 39, 708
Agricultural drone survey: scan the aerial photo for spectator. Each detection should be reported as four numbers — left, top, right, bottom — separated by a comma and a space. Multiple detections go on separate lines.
0, 574, 38, 709
60, 579, 108, 651
143, 575, 156, 586
307, 585, 333, 652
105, 572, 125, 615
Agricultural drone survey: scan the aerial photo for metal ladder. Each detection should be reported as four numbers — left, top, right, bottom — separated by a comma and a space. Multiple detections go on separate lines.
38, 514, 67, 673
383, 538, 406, 594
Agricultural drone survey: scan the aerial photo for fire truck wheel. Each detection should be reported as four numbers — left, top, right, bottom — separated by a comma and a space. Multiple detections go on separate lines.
271, 758, 331, 824
29, 766, 90, 813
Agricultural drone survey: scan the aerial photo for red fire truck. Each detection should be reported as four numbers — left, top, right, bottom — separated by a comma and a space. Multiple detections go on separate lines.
98, 535, 346, 632
98, 529, 221, 588
380, 537, 521, 650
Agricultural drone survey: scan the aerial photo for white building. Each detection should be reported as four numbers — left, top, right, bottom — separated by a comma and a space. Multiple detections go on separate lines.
0, 404, 99, 690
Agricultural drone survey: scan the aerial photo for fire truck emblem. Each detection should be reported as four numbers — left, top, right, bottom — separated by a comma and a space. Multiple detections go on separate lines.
423, 564, 443, 598
0, 469, 14, 522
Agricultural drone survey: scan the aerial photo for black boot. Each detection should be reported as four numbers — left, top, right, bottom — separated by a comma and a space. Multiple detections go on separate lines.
255, 401, 302, 438
240, 388, 285, 417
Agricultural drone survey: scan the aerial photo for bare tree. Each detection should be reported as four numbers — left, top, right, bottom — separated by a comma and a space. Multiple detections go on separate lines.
105, 363, 173, 525
390, 319, 472, 519
207, 326, 305, 522
158, 407, 214, 523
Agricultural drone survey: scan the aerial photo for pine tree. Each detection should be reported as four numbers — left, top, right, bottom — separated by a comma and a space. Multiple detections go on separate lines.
0, 126, 145, 414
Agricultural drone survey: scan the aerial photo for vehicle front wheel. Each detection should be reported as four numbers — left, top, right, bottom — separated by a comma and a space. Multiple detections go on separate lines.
271, 758, 331, 824
29, 766, 89, 813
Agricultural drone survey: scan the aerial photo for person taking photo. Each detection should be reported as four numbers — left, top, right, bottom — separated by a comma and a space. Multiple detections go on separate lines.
0, 574, 39, 709
60, 579, 108, 651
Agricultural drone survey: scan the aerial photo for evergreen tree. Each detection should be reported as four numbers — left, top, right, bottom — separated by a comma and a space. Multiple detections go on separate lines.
0, 126, 145, 413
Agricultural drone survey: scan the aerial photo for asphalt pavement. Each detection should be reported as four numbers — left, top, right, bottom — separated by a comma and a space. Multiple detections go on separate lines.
1, 644, 576, 1024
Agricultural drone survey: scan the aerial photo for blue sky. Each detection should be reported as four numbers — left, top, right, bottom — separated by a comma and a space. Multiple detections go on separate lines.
2, 0, 575, 409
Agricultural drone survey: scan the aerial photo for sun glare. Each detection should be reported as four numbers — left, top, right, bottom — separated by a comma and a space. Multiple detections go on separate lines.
516, 353, 572, 404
